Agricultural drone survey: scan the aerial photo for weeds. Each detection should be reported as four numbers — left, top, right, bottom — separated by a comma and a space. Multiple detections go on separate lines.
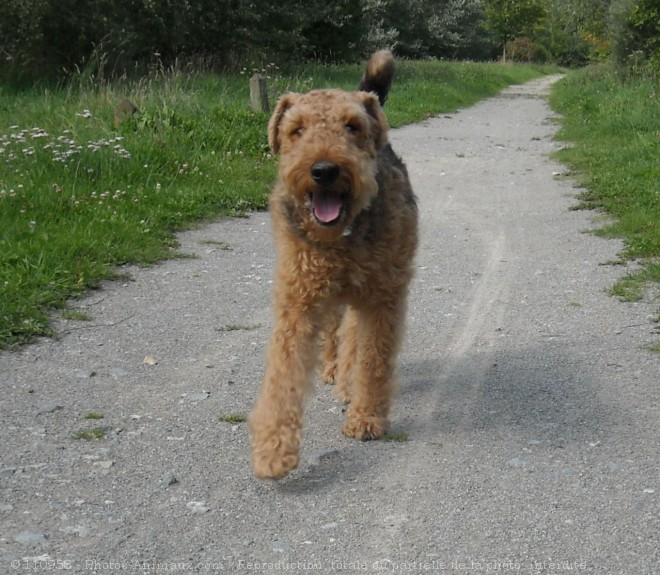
72, 426, 109, 440
382, 432, 409, 443
219, 413, 248, 423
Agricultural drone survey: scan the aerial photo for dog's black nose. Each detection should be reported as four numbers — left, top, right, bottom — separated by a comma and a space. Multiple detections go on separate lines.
311, 161, 340, 186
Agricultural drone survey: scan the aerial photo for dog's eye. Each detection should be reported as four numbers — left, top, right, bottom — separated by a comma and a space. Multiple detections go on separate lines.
290, 126, 303, 138
345, 122, 360, 134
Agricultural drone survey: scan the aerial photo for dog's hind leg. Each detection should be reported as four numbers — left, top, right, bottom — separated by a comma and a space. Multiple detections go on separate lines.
319, 305, 345, 386
333, 307, 359, 404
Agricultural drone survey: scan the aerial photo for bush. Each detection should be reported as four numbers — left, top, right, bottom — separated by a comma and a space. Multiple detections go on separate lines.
610, 0, 660, 75
506, 37, 552, 63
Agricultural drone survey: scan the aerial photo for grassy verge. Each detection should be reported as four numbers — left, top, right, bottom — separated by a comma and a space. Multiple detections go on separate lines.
0, 60, 556, 348
550, 66, 660, 321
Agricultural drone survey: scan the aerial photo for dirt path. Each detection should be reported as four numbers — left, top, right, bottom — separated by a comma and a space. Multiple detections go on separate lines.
2, 75, 658, 573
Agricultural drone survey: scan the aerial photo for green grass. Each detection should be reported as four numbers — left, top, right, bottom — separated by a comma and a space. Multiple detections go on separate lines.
72, 426, 109, 440
382, 432, 409, 443
219, 413, 248, 423
0, 60, 556, 348
644, 342, 660, 354
550, 66, 660, 310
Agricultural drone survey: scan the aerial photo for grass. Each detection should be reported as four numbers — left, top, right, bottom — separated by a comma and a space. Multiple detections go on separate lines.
219, 413, 248, 423
72, 426, 109, 440
382, 432, 409, 443
550, 66, 660, 311
0, 59, 556, 348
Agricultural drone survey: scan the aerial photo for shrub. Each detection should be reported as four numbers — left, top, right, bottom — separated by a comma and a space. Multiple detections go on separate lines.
610, 0, 660, 75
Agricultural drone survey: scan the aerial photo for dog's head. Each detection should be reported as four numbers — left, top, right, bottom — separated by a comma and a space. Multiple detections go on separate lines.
268, 89, 389, 243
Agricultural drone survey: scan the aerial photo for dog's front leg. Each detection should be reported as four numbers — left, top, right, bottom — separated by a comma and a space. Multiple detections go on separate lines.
249, 302, 321, 479
342, 300, 405, 440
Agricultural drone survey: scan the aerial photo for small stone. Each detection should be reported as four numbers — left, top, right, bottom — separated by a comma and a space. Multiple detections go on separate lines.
143, 355, 157, 366
186, 501, 209, 514
308, 449, 339, 466
110, 367, 129, 378
61, 523, 92, 537
74, 369, 96, 379
0, 502, 14, 512
37, 403, 64, 415
156, 474, 178, 490
93, 460, 114, 470
527, 439, 542, 446
643, 488, 655, 494
320, 522, 338, 530
507, 457, 529, 469
14, 531, 49, 546
183, 391, 210, 402
34, 441, 65, 452
0, 467, 17, 479
272, 539, 289, 552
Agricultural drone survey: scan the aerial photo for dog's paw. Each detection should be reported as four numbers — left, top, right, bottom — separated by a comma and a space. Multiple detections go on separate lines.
251, 446, 299, 479
342, 410, 387, 440
320, 363, 337, 385
249, 418, 300, 479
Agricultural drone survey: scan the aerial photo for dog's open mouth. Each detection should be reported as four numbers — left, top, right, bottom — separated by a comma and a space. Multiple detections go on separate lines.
310, 189, 346, 226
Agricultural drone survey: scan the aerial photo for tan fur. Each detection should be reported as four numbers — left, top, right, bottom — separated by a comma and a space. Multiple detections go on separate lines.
249, 51, 418, 479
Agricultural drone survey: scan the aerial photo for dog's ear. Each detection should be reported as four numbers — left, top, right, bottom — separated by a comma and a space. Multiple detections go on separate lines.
358, 91, 389, 150
268, 93, 299, 154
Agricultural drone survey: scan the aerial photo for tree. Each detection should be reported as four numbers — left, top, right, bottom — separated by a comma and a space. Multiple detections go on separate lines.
541, 0, 612, 66
360, 0, 493, 59
482, 0, 546, 62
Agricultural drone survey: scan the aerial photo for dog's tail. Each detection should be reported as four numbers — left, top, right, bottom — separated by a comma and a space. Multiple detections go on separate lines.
358, 50, 395, 107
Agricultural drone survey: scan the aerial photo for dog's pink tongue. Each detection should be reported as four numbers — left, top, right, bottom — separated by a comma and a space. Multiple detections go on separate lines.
312, 190, 342, 223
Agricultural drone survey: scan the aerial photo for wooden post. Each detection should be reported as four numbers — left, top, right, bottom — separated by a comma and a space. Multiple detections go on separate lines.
249, 74, 270, 114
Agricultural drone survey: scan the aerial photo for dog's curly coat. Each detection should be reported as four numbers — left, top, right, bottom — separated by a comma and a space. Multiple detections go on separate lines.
249, 51, 418, 479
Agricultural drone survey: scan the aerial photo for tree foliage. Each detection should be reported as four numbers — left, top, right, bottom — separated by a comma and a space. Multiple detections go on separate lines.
536, 0, 612, 67
0, 0, 657, 82
610, 0, 660, 74
482, 0, 546, 61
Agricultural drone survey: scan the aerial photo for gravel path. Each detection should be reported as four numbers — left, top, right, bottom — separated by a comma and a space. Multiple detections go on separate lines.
1, 75, 658, 574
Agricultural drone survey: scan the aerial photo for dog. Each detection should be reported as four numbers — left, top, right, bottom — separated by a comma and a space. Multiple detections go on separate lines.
248, 50, 418, 479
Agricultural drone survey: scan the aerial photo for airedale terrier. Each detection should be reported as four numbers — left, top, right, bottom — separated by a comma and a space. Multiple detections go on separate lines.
249, 50, 418, 479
